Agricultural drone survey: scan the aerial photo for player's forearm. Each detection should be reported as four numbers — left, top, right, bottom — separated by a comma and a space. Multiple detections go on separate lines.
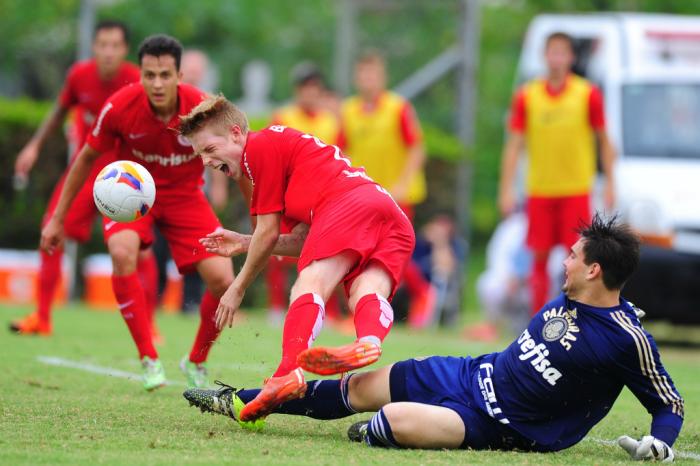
52, 146, 99, 222
232, 228, 279, 292
29, 103, 68, 149
397, 144, 426, 188
272, 224, 309, 257
598, 131, 616, 182
499, 134, 522, 195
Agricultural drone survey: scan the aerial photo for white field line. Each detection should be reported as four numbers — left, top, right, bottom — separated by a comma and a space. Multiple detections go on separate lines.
37, 356, 186, 387
588, 437, 700, 461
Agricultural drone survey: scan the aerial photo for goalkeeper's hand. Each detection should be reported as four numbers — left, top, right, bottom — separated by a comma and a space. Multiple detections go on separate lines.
618, 435, 674, 462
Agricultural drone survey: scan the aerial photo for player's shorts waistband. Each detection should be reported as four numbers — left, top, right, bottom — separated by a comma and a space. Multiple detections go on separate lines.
476, 362, 511, 425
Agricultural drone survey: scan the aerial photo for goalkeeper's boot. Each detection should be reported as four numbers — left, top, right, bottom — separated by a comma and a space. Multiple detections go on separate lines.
183, 380, 265, 432
239, 368, 306, 422
297, 340, 382, 376
141, 356, 166, 391
347, 420, 370, 444
9, 312, 52, 336
180, 356, 209, 388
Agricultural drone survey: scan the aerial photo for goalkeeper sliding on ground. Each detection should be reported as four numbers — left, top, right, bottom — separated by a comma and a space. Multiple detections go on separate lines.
184, 215, 683, 461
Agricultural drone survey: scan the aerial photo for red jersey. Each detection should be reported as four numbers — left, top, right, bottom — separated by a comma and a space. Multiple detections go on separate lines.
58, 59, 141, 148
86, 83, 207, 192
242, 125, 375, 224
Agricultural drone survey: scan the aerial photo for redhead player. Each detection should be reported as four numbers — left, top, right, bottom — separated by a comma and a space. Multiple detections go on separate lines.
179, 95, 415, 421
9, 20, 158, 336
41, 35, 234, 391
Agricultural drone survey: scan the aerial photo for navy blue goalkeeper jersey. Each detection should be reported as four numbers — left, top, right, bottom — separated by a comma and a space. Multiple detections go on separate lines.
472, 293, 684, 451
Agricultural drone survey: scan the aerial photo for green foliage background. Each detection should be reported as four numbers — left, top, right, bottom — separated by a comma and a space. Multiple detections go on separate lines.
4, 0, 700, 249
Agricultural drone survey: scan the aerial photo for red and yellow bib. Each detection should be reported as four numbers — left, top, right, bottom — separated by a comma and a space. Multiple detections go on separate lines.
524, 75, 596, 197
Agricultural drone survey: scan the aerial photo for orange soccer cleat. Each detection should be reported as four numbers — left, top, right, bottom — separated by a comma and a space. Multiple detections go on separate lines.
297, 340, 382, 376
9, 312, 52, 336
239, 368, 307, 422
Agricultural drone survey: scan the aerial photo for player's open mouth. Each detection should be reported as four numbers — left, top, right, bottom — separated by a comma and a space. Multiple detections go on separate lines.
217, 163, 230, 175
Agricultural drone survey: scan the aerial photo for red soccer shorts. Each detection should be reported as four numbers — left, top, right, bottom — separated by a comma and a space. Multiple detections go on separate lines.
42, 152, 117, 242
297, 183, 416, 300
526, 193, 591, 252
102, 187, 221, 274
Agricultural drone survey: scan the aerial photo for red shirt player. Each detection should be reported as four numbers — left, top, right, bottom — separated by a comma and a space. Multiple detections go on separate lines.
181, 95, 415, 421
40, 35, 234, 392
10, 20, 144, 336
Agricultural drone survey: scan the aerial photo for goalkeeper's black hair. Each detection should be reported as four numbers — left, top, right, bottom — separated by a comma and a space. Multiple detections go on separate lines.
138, 34, 183, 70
578, 213, 640, 291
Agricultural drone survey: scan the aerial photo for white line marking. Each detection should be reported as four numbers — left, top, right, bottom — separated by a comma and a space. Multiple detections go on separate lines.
37, 356, 186, 387
588, 437, 700, 461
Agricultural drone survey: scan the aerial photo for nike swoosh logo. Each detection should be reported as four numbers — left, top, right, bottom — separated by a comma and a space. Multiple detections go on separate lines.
118, 300, 134, 310
105, 221, 117, 231
128, 133, 147, 139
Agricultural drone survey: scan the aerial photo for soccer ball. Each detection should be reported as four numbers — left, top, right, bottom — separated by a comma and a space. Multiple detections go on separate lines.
93, 160, 156, 222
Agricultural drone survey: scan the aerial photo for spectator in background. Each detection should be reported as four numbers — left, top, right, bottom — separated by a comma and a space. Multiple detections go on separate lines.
412, 214, 466, 327
266, 62, 344, 326
498, 31, 616, 315
339, 50, 434, 329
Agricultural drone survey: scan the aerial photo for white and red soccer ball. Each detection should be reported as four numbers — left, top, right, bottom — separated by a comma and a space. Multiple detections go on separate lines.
93, 160, 156, 222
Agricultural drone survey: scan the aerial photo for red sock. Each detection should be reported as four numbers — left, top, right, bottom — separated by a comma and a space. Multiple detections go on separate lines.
403, 260, 429, 297
137, 252, 159, 324
266, 258, 289, 309
188, 290, 220, 364
354, 293, 394, 345
325, 292, 342, 321
530, 256, 549, 315
111, 273, 157, 359
37, 249, 63, 325
273, 293, 325, 377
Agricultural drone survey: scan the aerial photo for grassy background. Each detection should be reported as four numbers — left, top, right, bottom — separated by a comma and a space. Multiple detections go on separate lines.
1, 303, 698, 465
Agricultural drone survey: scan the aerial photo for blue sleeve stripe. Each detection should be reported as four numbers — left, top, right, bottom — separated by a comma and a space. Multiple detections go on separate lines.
610, 311, 684, 417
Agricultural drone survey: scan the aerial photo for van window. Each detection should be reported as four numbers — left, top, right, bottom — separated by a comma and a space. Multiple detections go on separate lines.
623, 83, 700, 159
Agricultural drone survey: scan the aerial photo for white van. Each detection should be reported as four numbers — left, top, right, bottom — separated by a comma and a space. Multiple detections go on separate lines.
515, 13, 700, 322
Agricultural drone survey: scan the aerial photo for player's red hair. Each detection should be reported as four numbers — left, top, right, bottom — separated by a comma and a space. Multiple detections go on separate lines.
179, 94, 249, 137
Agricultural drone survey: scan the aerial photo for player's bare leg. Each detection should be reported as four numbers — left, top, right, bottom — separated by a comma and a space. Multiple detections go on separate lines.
359, 402, 465, 449
298, 263, 394, 375
240, 251, 357, 421
108, 230, 163, 390
181, 256, 234, 388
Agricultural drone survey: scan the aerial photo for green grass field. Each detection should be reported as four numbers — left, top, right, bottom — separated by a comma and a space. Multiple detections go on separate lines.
1, 303, 698, 465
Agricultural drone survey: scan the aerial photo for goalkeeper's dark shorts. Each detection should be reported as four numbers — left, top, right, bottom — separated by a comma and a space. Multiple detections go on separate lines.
390, 356, 543, 451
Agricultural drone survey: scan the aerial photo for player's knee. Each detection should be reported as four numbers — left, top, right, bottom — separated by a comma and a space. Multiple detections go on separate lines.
380, 404, 410, 444
109, 244, 138, 275
291, 272, 330, 302
205, 273, 233, 298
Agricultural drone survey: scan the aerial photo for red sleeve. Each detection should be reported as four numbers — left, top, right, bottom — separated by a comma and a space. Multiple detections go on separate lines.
58, 65, 79, 109
508, 88, 526, 133
399, 102, 422, 146
588, 86, 606, 130
247, 132, 286, 216
85, 99, 119, 153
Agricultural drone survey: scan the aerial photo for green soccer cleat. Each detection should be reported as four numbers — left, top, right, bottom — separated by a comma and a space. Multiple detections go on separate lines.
183, 380, 265, 432
180, 356, 209, 388
141, 356, 166, 391
347, 420, 370, 443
